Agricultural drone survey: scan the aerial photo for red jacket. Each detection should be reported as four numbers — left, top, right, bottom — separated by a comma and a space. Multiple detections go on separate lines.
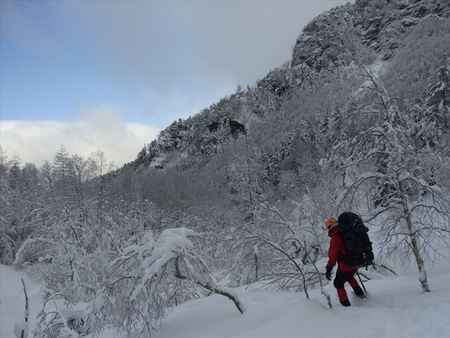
326, 225, 357, 272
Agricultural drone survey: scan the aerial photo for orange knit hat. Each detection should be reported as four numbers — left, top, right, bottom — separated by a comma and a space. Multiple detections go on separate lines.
325, 217, 337, 229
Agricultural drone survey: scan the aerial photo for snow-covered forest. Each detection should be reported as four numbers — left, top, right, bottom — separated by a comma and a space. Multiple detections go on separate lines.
1, 0, 449, 337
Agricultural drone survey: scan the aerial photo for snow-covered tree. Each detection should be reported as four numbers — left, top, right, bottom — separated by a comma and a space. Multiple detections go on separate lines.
36, 228, 243, 337
334, 72, 450, 292
231, 200, 333, 308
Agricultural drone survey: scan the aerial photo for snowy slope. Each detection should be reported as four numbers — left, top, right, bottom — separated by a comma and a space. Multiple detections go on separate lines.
155, 271, 450, 338
1, 264, 449, 338
0, 265, 42, 338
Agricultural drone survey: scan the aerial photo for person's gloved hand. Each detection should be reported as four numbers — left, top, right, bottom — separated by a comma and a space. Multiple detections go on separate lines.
325, 267, 332, 281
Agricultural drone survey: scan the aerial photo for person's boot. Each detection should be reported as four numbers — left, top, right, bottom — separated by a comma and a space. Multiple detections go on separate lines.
340, 299, 351, 307
337, 288, 351, 306
353, 285, 366, 299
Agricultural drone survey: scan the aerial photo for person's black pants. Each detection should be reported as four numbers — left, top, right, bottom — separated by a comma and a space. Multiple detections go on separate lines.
333, 270, 358, 289
333, 270, 364, 304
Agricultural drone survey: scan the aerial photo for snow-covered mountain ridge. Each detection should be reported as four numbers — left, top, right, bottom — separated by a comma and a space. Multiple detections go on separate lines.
126, 0, 449, 172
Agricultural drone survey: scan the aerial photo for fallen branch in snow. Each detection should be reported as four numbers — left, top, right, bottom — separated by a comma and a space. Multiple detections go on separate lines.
14, 278, 29, 338
175, 258, 244, 314
21, 278, 29, 324
195, 280, 245, 314
374, 263, 397, 276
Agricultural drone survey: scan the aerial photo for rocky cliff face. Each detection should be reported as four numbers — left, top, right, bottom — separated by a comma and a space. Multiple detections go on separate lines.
128, 0, 449, 171
291, 0, 450, 69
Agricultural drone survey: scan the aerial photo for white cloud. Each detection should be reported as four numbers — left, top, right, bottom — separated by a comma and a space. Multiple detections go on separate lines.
0, 106, 159, 167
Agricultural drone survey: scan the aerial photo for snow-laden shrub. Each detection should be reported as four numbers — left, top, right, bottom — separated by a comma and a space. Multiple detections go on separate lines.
35, 299, 91, 338
229, 201, 333, 308
0, 232, 15, 265
36, 227, 243, 337
14, 238, 54, 268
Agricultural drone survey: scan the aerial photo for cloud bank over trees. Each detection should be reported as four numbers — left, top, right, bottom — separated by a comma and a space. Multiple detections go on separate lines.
1, 106, 158, 166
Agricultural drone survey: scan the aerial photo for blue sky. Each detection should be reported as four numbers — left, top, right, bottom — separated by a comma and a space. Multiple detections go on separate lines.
1, 0, 349, 165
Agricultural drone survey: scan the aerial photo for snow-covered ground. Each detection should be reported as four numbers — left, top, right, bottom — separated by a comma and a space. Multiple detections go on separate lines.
155, 270, 450, 338
0, 265, 41, 338
1, 264, 449, 338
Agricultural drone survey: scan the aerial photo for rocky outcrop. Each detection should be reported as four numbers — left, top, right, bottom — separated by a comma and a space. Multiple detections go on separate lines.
129, 0, 449, 171
291, 0, 449, 69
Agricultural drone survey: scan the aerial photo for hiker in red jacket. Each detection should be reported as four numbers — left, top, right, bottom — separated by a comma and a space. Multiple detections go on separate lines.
325, 217, 365, 306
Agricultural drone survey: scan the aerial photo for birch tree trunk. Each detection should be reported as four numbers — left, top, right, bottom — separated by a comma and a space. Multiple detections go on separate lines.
399, 181, 430, 292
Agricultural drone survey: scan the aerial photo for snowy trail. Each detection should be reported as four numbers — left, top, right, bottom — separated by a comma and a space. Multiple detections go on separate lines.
155, 272, 450, 338
1, 264, 449, 338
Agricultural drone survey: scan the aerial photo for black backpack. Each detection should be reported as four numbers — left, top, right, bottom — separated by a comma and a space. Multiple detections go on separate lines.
338, 212, 374, 268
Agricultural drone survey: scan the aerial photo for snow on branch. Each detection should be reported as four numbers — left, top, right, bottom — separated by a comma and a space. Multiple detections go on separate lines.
88, 227, 243, 337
